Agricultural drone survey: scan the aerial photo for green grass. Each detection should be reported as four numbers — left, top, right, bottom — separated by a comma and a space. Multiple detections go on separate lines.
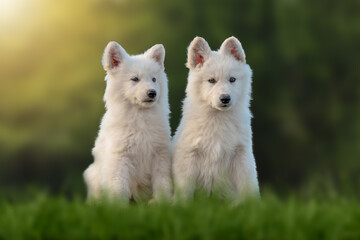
0, 191, 359, 240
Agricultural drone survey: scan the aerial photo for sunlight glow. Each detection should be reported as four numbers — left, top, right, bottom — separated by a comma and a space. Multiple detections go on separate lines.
0, 0, 21, 17
0, 0, 25, 22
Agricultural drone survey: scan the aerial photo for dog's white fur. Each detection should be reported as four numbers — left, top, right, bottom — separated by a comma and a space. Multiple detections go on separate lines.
83, 41, 172, 202
172, 37, 259, 202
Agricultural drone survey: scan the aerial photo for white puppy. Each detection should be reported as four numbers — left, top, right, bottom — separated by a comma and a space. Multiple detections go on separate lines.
84, 41, 172, 203
172, 37, 259, 203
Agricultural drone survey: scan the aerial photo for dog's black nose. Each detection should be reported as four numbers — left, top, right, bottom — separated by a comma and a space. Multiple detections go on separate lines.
147, 89, 157, 99
220, 94, 231, 104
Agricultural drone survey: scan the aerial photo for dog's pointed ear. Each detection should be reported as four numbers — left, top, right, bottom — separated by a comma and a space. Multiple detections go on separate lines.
145, 44, 165, 69
102, 41, 128, 72
220, 37, 246, 63
187, 37, 211, 70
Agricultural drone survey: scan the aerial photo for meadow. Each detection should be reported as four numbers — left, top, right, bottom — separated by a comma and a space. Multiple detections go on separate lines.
1, 189, 359, 240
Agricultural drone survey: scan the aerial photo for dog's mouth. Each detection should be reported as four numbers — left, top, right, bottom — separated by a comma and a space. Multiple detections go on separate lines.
142, 98, 157, 104
215, 103, 232, 111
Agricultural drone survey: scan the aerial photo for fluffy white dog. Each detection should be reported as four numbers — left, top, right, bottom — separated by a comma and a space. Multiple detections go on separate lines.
172, 37, 260, 203
83, 41, 172, 203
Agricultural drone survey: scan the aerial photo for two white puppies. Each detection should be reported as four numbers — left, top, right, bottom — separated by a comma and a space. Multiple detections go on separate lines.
84, 37, 259, 203
172, 37, 259, 202
83, 42, 172, 202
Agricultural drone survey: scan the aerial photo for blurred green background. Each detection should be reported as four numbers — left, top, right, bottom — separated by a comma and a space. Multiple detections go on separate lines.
0, 0, 359, 197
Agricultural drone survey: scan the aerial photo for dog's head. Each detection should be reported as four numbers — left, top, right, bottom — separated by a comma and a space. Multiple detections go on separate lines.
186, 37, 252, 111
102, 41, 166, 108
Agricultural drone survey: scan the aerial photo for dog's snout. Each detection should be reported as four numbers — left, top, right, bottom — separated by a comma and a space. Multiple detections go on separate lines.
147, 89, 157, 99
220, 94, 231, 104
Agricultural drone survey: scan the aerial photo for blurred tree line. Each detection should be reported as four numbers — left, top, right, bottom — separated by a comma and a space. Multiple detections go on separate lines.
0, 0, 359, 195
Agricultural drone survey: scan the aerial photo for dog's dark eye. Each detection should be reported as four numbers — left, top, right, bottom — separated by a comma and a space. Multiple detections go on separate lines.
131, 77, 139, 82
152, 77, 156, 82
208, 78, 216, 84
229, 77, 236, 83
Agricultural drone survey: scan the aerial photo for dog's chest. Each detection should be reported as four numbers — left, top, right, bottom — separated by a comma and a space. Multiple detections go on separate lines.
191, 120, 239, 164
105, 110, 169, 155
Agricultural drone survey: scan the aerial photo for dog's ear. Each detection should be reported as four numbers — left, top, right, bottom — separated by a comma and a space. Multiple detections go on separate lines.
220, 37, 246, 63
145, 44, 165, 69
187, 37, 211, 70
102, 41, 128, 72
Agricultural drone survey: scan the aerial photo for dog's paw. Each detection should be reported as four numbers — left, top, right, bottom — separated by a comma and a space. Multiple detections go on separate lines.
148, 198, 157, 205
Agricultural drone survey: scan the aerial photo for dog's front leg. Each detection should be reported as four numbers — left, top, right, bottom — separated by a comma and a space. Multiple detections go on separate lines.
173, 150, 198, 202
102, 155, 131, 202
83, 163, 102, 202
151, 147, 173, 202
230, 146, 260, 204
